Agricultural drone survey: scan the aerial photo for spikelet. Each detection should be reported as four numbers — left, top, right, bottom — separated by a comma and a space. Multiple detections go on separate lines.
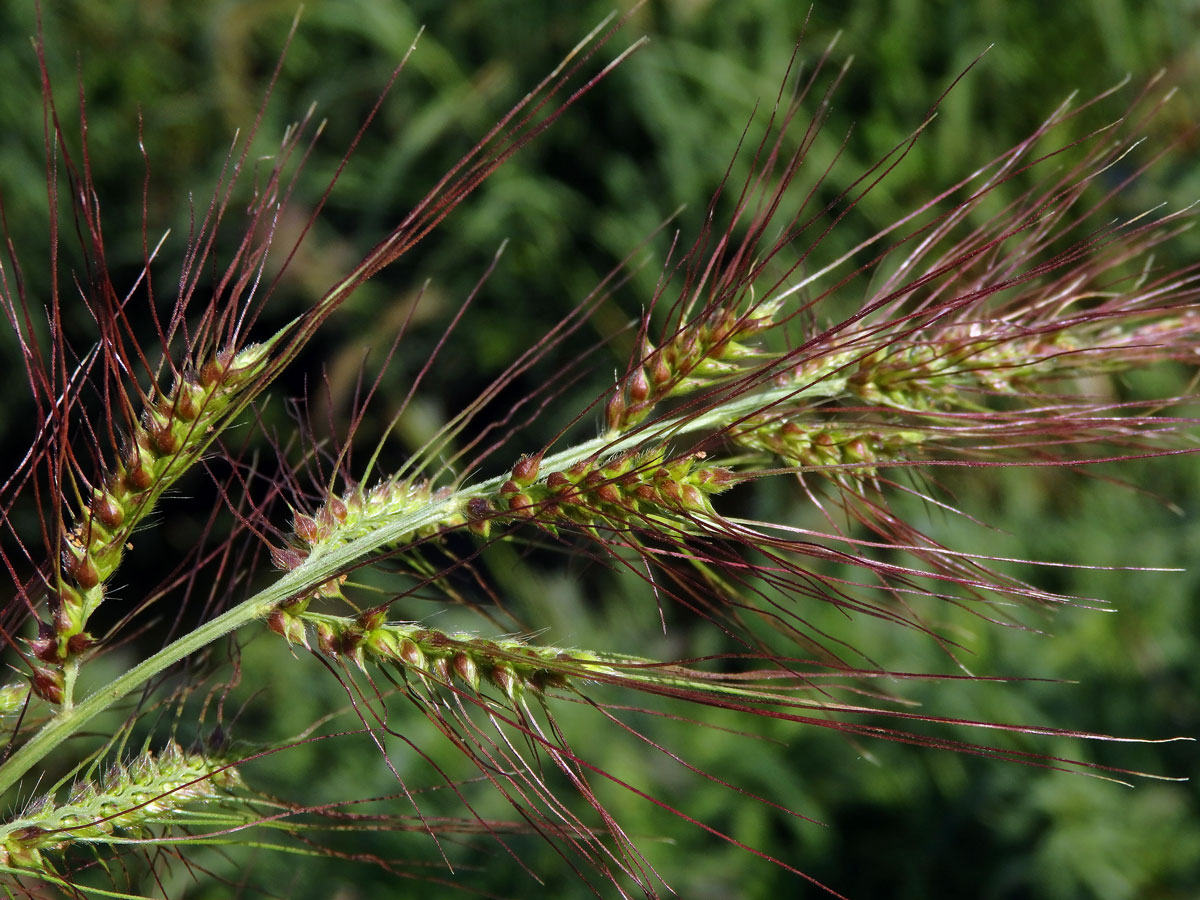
0, 682, 31, 723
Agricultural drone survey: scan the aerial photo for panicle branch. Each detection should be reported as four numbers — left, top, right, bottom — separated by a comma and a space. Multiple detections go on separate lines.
0, 742, 245, 874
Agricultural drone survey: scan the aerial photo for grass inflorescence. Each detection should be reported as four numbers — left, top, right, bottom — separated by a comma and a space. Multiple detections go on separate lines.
1, 5, 1198, 898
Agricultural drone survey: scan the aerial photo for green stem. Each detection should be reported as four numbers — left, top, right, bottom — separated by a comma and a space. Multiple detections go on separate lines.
0, 375, 843, 797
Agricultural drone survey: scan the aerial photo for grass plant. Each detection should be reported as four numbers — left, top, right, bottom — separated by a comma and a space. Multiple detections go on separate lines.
1, 4, 1198, 898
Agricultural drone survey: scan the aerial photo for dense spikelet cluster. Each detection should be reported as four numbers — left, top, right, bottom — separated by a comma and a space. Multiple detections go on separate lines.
605, 298, 783, 433
0, 744, 242, 873
479, 448, 738, 538
271, 607, 637, 701
734, 418, 928, 484
837, 314, 1200, 412
270, 477, 455, 600
32, 343, 277, 701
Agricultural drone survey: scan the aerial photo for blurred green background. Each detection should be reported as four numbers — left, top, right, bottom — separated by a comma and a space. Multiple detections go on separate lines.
1, 1, 1198, 898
